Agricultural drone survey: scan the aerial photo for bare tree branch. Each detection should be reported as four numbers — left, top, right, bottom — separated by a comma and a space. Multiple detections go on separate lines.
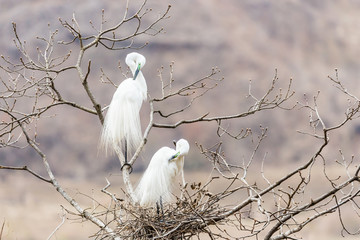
0, 165, 51, 183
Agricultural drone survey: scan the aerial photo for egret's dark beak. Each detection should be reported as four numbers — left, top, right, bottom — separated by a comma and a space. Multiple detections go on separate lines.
169, 152, 180, 162
133, 63, 141, 80
172, 140, 177, 147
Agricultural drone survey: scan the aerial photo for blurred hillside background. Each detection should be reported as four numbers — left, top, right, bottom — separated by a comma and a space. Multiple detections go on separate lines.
2, 0, 360, 177
1, 0, 360, 239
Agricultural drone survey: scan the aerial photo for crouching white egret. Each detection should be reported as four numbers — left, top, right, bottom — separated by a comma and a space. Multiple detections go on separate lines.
100, 52, 147, 163
135, 139, 190, 207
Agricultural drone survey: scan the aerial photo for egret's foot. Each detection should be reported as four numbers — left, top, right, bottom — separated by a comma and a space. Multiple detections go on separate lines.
120, 163, 133, 174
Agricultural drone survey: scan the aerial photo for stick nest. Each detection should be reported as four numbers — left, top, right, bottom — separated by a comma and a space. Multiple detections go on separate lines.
96, 182, 231, 239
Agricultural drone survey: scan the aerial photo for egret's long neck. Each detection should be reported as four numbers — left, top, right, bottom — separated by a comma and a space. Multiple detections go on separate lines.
134, 70, 147, 100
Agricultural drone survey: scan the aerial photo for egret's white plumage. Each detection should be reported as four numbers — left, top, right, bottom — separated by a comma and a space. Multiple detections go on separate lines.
100, 52, 147, 155
135, 139, 190, 207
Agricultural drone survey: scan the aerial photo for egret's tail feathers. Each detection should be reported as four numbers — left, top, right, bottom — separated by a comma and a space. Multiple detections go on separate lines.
99, 99, 142, 156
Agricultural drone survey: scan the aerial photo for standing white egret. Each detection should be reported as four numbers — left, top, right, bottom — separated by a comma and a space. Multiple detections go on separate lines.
135, 139, 190, 207
100, 52, 147, 161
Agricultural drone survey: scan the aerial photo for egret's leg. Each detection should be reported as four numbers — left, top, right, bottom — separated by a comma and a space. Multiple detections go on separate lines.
156, 196, 164, 221
160, 196, 164, 221
120, 139, 133, 173
124, 139, 128, 164
156, 201, 160, 215
160, 196, 164, 216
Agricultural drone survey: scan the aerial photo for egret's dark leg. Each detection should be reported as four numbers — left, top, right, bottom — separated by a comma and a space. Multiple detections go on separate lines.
124, 139, 128, 164
120, 139, 133, 173
160, 196, 164, 217
156, 196, 164, 221
156, 201, 160, 215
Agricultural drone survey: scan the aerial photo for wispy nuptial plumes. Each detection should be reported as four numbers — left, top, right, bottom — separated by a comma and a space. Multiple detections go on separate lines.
100, 52, 147, 156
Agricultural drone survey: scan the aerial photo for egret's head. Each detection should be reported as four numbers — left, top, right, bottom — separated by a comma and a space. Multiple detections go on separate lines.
151, 147, 178, 165
169, 139, 190, 162
125, 52, 146, 80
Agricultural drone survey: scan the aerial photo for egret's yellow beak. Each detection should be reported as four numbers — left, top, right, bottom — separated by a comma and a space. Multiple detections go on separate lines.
133, 63, 141, 80
169, 152, 180, 162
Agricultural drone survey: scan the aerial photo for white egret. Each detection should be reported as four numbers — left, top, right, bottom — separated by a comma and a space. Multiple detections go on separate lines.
135, 139, 190, 207
100, 52, 147, 160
